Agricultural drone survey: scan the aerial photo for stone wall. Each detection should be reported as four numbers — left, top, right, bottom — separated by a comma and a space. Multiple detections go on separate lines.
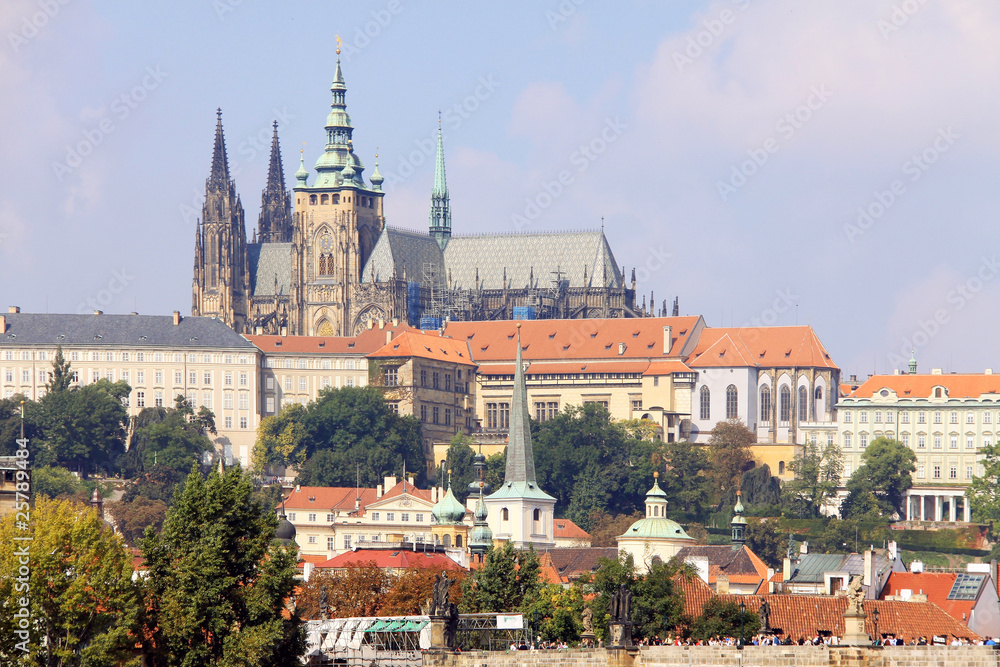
425, 645, 1000, 667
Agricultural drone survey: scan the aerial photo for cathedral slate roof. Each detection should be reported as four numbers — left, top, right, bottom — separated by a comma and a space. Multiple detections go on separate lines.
361, 227, 444, 283
248, 242, 293, 296
0, 313, 255, 349
444, 230, 622, 290
360, 227, 624, 290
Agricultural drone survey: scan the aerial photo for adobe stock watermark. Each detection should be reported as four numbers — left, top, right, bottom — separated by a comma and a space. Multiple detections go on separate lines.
8, 0, 72, 53
717, 85, 832, 202
843, 126, 958, 244
546, 0, 586, 29
886, 254, 1000, 370
212, 0, 247, 20
742, 288, 798, 327
511, 116, 627, 230
380, 75, 501, 190
52, 66, 168, 182
634, 245, 673, 289
673, 0, 752, 72
12, 418, 33, 655
877, 0, 927, 40
76, 268, 134, 314
179, 109, 295, 225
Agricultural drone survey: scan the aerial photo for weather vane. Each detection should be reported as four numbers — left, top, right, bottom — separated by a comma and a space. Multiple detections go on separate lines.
336, 35, 342, 56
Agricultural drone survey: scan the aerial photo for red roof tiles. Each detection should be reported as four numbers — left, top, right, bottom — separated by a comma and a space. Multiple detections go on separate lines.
316, 549, 465, 571
847, 373, 1000, 399
687, 326, 837, 369
368, 331, 477, 366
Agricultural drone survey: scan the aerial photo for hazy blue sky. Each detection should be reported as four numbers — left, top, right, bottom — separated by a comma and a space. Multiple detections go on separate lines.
2, 1, 998, 379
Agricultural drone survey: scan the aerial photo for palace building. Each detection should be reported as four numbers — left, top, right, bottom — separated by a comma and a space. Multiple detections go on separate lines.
192, 49, 642, 338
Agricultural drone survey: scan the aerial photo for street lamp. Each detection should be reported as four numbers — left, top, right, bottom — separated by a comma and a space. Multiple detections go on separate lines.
739, 600, 746, 647
872, 608, 880, 646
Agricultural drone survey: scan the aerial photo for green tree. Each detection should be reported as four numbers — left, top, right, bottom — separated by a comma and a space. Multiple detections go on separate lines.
30, 465, 85, 499
720, 464, 782, 515
121, 404, 213, 481
0, 497, 140, 666
460, 542, 542, 614
661, 441, 710, 515
46, 345, 73, 392
255, 387, 424, 488
967, 442, 1000, 522
840, 437, 915, 519
37, 376, 131, 478
523, 585, 584, 643
583, 553, 638, 642
707, 419, 757, 498
140, 465, 305, 666
784, 442, 843, 518
106, 496, 169, 546
691, 598, 760, 642
442, 434, 477, 503
0, 394, 43, 458
484, 451, 506, 492
744, 518, 789, 569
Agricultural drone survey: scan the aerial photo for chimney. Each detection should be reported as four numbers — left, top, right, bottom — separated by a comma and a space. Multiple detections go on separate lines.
294, 484, 300, 492
987, 369, 994, 375
384, 475, 397, 490
392, 317, 399, 327
8, 306, 20, 313
911, 560, 924, 573
893, 369, 900, 375
376, 484, 383, 498
783, 556, 792, 581
408, 475, 415, 486
0, 315, 5, 333
716, 574, 730, 595
888, 541, 897, 561
767, 567, 775, 593
663, 325, 673, 355
386, 330, 392, 344
931, 368, 943, 375
172, 310, 181, 325
618, 342, 626, 355
93, 310, 103, 315
864, 548, 873, 587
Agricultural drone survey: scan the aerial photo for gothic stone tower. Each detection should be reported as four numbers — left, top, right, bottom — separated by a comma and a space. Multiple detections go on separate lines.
289, 49, 386, 336
258, 121, 293, 243
192, 110, 250, 330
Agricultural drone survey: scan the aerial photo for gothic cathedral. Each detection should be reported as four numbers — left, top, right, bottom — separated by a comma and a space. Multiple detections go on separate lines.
193, 51, 645, 336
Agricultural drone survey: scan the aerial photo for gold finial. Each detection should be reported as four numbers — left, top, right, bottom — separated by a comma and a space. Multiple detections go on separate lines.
336, 35, 342, 56
516, 322, 522, 329
654, 471, 659, 479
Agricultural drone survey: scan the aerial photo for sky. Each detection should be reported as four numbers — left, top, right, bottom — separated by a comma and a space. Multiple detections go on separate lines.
1, 0, 999, 380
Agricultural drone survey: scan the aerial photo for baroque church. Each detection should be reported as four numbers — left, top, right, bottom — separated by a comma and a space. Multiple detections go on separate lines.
192, 50, 645, 336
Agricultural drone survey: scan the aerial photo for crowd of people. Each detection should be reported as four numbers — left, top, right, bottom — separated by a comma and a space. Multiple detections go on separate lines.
506, 633, 994, 649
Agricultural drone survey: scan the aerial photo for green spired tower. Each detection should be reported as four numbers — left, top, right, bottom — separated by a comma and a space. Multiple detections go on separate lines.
428, 116, 452, 250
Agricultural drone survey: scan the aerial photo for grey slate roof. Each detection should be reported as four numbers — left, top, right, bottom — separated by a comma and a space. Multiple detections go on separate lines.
786, 553, 848, 584
444, 231, 622, 290
360, 227, 624, 290
0, 313, 255, 349
249, 242, 293, 296
361, 227, 443, 284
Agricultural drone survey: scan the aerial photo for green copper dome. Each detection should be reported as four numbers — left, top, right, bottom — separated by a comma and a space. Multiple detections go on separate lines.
433, 485, 466, 525
620, 516, 693, 541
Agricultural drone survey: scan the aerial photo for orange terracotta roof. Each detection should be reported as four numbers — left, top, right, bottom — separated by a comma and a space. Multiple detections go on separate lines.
443, 316, 703, 361
279, 482, 431, 515
846, 373, 1000, 400
368, 331, 477, 366
553, 518, 591, 540
686, 326, 837, 369
480, 361, 653, 376
880, 572, 981, 625
316, 549, 465, 571
247, 323, 422, 356
643, 360, 694, 375
713, 595, 978, 643
537, 552, 566, 585
674, 573, 715, 619
297, 554, 330, 567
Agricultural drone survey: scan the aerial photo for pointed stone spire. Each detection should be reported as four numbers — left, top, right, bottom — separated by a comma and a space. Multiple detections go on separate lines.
429, 113, 452, 250
209, 108, 230, 187
731, 489, 747, 548
370, 150, 384, 191
258, 121, 293, 243
504, 323, 535, 484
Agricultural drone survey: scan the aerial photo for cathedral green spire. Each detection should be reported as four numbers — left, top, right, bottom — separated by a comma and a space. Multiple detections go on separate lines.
311, 43, 366, 188
429, 116, 451, 250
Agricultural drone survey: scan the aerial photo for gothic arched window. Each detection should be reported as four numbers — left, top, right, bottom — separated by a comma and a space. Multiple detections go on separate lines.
760, 386, 771, 424
726, 385, 738, 420
799, 385, 809, 422
700, 386, 711, 421
780, 386, 791, 424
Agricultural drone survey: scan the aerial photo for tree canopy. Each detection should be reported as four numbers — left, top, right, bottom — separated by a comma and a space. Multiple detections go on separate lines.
140, 465, 304, 666
0, 497, 140, 666
253, 386, 424, 488
460, 542, 543, 614
783, 442, 843, 518
840, 437, 915, 519
967, 442, 1000, 523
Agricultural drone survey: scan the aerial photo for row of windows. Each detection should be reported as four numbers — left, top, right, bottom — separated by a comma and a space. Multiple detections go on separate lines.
418, 369, 467, 393
264, 375, 356, 392
845, 410, 1000, 426
264, 357, 364, 370
3, 350, 251, 364
306, 193, 377, 208
290, 511, 427, 524
485, 372, 644, 382
418, 405, 453, 426
843, 432, 991, 450
699, 385, 739, 421
916, 464, 975, 480
759, 385, 824, 425
3, 367, 251, 388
